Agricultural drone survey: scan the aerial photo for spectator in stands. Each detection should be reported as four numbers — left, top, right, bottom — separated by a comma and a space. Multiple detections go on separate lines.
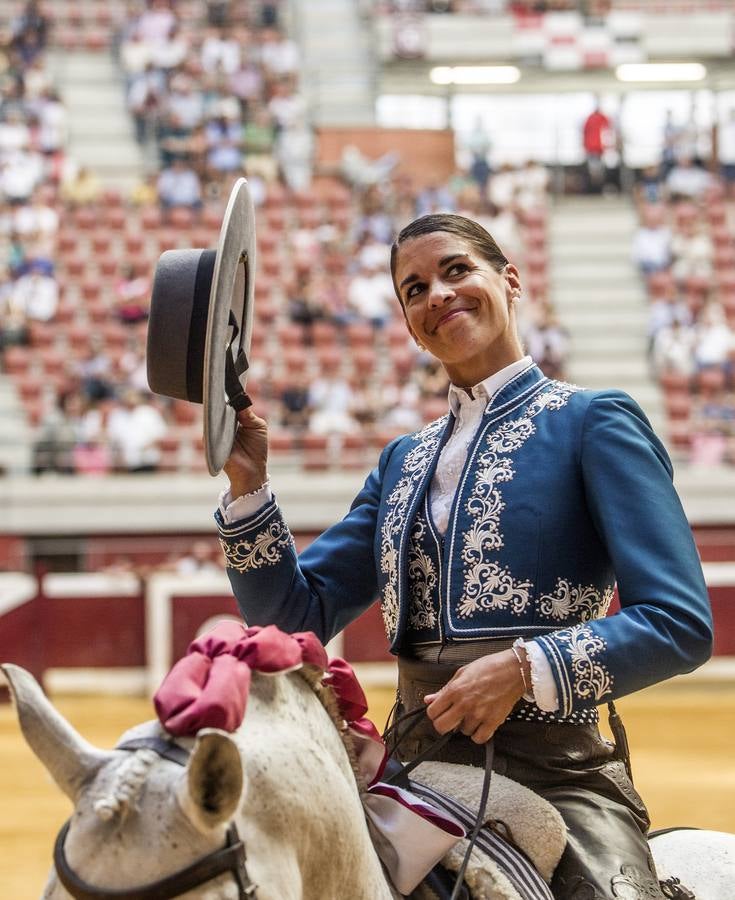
73, 343, 116, 402
12, 187, 58, 240
651, 319, 697, 379
157, 154, 203, 215
136, 0, 177, 46
670, 216, 712, 285
127, 62, 166, 146
31, 389, 85, 474
646, 279, 691, 358
346, 252, 395, 328
634, 164, 665, 206
581, 100, 613, 194
115, 263, 151, 325
165, 74, 205, 134
415, 176, 456, 217
665, 155, 712, 202
60, 165, 102, 207
523, 304, 570, 380
276, 369, 310, 431
307, 355, 358, 435
693, 303, 733, 375
107, 390, 168, 473
660, 109, 680, 178
201, 26, 241, 75
463, 115, 492, 191
205, 109, 244, 180
217, 211, 712, 900
274, 110, 314, 192
716, 107, 735, 200
8, 258, 57, 321
0, 147, 44, 205
631, 204, 671, 275
259, 26, 300, 80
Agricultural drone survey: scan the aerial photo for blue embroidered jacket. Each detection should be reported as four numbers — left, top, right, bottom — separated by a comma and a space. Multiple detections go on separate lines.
216, 364, 713, 717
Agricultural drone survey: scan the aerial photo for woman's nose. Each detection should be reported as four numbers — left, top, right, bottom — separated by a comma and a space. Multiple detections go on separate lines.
427, 280, 454, 308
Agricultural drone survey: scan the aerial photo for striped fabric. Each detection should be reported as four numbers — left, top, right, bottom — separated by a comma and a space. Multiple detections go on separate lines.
411, 781, 555, 900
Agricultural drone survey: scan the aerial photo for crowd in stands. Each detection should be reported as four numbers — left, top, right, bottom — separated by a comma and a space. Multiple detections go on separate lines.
632, 114, 735, 466
371, 2, 615, 17
0, 0, 560, 477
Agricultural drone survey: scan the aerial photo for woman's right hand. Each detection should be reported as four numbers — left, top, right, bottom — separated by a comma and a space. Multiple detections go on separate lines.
222, 407, 269, 498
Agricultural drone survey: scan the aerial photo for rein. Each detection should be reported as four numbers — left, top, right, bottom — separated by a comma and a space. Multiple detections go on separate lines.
52, 737, 257, 900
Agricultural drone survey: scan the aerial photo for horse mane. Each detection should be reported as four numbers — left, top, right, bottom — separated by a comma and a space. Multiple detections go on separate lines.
93, 748, 160, 822
296, 665, 366, 791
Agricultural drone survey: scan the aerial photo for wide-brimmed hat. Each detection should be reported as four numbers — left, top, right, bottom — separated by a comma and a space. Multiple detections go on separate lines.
147, 178, 256, 475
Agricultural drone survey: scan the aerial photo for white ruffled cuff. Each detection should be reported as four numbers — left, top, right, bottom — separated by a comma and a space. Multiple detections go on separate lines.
218, 479, 273, 524
523, 639, 560, 712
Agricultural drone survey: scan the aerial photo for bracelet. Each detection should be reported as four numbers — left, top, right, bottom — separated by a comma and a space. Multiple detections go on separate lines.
511, 640, 530, 694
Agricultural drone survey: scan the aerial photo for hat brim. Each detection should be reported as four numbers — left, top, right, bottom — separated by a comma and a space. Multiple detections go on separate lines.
202, 178, 256, 476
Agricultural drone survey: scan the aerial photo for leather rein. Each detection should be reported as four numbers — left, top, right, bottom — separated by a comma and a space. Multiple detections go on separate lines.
52, 737, 257, 900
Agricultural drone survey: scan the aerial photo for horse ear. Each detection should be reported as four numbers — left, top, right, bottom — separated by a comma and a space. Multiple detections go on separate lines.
1, 664, 110, 802
179, 729, 243, 832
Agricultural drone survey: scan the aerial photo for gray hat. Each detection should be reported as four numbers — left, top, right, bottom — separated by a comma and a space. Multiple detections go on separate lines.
147, 178, 256, 475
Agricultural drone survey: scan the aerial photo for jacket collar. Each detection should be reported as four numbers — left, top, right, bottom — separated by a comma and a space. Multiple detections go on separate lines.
447, 358, 545, 420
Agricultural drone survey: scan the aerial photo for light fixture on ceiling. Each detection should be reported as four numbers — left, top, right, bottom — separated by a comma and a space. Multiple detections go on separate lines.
615, 63, 707, 83
430, 66, 521, 86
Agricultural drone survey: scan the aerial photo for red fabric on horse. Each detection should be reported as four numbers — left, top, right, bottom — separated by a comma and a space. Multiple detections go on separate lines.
154, 622, 328, 736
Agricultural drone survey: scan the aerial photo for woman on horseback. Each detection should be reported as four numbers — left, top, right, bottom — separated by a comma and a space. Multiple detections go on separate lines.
216, 212, 712, 899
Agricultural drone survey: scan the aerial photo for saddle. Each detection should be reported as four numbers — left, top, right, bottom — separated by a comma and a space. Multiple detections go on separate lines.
406, 760, 565, 900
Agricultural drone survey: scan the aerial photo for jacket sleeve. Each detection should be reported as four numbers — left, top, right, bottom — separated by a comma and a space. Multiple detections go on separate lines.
535, 390, 713, 716
215, 439, 400, 643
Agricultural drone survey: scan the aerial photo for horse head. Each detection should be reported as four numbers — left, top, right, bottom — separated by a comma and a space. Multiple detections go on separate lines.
2, 661, 396, 900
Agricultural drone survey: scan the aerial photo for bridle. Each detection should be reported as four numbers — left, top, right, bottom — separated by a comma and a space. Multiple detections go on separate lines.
52, 737, 258, 900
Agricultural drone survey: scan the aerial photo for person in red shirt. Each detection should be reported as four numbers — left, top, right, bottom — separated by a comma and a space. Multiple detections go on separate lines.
583, 102, 613, 193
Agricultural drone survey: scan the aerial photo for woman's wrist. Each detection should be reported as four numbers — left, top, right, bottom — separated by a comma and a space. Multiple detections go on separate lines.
229, 475, 269, 500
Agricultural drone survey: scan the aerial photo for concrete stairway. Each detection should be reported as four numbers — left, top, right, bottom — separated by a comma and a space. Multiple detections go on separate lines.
291, 0, 376, 127
48, 49, 145, 193
548, 195, 664, 432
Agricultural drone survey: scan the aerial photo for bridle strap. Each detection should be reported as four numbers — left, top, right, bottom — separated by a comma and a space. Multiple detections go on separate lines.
52, 737, 257, 900
54, 820, 254, 900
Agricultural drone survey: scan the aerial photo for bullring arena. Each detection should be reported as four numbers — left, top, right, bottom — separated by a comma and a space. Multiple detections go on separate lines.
2, 1, 735, 897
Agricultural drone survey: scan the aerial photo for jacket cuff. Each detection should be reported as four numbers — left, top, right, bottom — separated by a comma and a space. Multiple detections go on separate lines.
215, 499, 294, 573
535, 624, 614, 718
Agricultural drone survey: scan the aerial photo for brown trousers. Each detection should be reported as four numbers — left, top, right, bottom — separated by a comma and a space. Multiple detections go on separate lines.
395, 656, 665, 900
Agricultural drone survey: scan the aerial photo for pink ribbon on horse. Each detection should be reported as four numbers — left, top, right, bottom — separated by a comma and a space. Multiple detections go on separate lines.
154, 622, 327, 736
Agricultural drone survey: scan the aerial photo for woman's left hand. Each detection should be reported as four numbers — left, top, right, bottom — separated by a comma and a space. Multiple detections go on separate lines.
424, 650, 527, 744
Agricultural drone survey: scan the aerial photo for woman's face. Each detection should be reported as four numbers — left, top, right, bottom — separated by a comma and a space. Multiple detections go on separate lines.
393, 231, 522, 387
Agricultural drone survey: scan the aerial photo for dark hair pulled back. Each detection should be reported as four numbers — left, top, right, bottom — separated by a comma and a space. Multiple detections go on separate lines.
390, 213, 509, 303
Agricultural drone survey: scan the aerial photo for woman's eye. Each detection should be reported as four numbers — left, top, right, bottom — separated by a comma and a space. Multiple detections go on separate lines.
406, 284, 424, 301
447, 263, 468, 277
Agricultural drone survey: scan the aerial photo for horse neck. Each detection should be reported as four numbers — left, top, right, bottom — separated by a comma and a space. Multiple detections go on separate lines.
237, 671, 396, 900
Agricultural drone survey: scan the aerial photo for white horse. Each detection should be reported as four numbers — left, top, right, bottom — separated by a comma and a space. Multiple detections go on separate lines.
3, 662, 734, 900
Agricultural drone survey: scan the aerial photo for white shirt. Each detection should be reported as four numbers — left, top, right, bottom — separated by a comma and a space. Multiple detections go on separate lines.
219, 356, 558, 711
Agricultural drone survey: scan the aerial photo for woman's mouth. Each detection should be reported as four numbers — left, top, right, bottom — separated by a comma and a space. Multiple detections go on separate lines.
433, 307, 471, 332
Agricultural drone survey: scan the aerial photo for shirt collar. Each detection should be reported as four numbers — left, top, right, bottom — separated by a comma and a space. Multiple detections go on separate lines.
447, 356, 533, 417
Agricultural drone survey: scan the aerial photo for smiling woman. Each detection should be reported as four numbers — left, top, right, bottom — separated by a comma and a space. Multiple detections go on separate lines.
215, 212, 712, 899
389, 215, 524, 387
